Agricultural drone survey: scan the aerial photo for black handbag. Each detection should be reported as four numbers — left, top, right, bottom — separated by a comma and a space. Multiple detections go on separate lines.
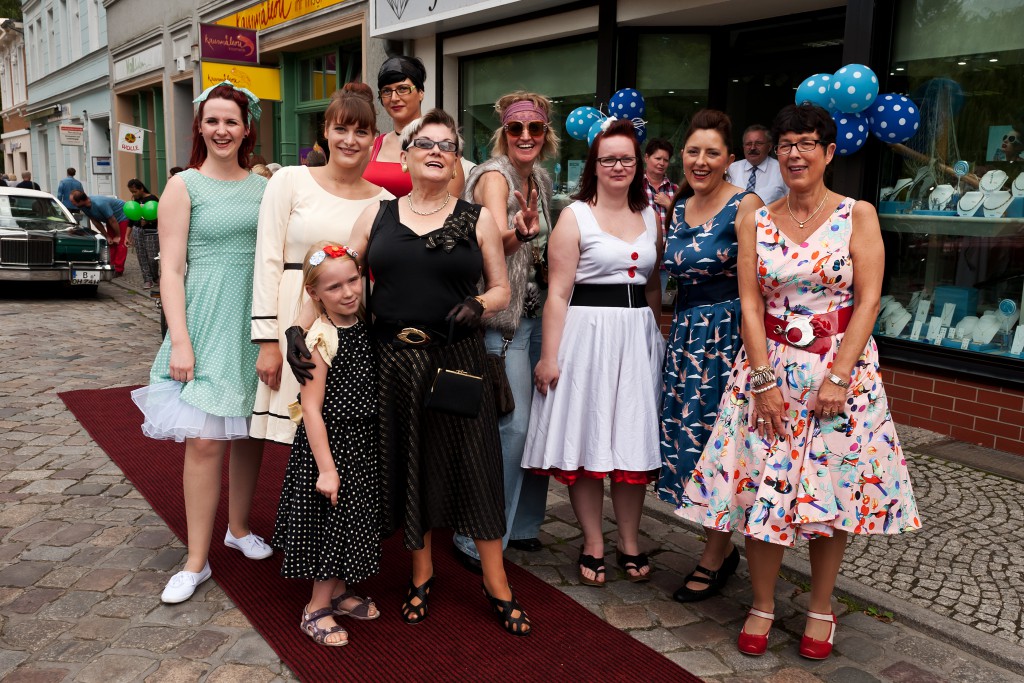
423, 319, 484, 418
486, 335, 515, 417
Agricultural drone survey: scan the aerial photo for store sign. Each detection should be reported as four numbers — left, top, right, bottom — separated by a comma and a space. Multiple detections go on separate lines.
113, 45, 163, 82
200, 61, 282, 101
371, 0, 518, 35
59, 124, 85, 146
200, 24, 259, 64
215, 0, 350, 31
92, 156, 112, 175
117, 124, 145, 155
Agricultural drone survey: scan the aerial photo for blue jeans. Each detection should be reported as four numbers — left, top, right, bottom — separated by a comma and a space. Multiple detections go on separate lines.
454, 318, 548, 559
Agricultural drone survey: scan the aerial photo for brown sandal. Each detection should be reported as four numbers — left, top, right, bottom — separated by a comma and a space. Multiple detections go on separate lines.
300, 606, 348, 647
331, 590, 379, 620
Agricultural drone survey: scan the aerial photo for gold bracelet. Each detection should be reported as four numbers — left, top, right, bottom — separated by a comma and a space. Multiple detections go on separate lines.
473, 295, 487, 312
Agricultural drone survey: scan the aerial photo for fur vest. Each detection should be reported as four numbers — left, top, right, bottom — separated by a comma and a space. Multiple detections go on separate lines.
464, 156, 552, 337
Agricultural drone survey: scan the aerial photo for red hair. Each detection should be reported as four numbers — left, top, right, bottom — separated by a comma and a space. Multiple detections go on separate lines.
188, 85, 258, 169
572, 119, 648, 212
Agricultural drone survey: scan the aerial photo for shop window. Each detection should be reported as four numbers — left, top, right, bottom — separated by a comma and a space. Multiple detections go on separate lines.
877, 0, 1024, 363
295, 41, 362, 161
461, 38, 598, 196
636, 33, 711, 182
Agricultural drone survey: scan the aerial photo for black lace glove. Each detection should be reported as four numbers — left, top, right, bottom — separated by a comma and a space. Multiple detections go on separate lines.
285, 325, 315, 385
446, 296, 484, 327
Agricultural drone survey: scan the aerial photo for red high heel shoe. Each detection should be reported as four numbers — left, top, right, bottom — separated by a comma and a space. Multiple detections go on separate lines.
799, 610, 837, 659
737, 608, 774, 656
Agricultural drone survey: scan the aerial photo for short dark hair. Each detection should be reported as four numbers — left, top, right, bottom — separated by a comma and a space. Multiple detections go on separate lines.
127, 178, 149, 193
67, 167, 76, 176
377, 55, 427, 92
169, 166, 184, 176
771, 104, 836, 147
70, 189, 88, 202
644, 138, 673, 158
572, 119, 648, 213
304, 148, 327, 166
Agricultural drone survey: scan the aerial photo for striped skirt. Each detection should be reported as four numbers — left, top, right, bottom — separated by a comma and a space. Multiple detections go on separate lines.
376, 333, 505, 549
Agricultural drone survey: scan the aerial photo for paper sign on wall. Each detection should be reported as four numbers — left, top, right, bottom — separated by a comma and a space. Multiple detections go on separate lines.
117, 124, 145, 155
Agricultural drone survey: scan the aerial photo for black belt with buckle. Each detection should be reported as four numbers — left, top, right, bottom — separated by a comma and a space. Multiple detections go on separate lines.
570, 283, 647, 308
371, 320, 478, 347
674, 277, 739, 311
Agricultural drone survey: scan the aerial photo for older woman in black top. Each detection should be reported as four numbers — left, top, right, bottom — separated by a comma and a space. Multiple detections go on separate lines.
290, 109, 529, 636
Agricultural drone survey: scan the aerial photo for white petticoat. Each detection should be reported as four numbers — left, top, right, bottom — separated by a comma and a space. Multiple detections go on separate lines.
131, 381, 251, 442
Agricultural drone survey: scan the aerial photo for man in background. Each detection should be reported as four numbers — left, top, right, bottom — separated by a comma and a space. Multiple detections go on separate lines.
727, 124, 788, 205
16, 171, 41, 191
56, 168, 84, 213
70, 190, 129, 277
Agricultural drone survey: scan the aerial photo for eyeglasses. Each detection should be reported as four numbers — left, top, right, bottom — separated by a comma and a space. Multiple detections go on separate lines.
409, 137, 458, 153
1004, 133, 1021, 145
597, 156, 638, 167
379, 84, 416, 101
774, 139, 823, 155
504, 121, 548, 137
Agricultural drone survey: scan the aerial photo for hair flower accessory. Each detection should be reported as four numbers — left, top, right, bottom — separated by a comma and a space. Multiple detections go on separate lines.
194, 80, 262, 124
310, 244, 360, 266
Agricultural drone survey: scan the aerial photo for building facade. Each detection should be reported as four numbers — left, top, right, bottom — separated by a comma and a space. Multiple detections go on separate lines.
370, 0, 1024, 454
0, 19, 31, 180
22, 0, 113, 196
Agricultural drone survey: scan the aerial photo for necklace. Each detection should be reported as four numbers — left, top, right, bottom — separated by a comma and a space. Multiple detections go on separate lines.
786, 189, 829, 228
983, 191, 1012, 217
407, 192, 451, 216
1012, 173, 1024, 198
979, 170, 1008, 194
957, 191, 984, 216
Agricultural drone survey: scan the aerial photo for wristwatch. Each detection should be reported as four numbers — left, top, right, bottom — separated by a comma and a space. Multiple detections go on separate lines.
827, 373, 850, 389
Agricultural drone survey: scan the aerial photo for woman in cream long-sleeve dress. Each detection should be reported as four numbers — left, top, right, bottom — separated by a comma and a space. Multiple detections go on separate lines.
251, 83, 392, 444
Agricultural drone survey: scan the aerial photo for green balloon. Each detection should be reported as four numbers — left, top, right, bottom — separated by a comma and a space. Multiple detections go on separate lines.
123, 200, 142, 221
142, 200, 159, 221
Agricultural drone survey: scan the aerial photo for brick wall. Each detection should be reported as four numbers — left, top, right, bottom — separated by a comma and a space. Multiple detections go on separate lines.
881, 366, 1024, 456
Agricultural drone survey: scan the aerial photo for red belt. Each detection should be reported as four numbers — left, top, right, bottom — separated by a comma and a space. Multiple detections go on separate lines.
764, 307, 854, 355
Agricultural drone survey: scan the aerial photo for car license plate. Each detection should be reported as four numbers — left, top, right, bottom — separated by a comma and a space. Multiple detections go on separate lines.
71, 269, 100, 285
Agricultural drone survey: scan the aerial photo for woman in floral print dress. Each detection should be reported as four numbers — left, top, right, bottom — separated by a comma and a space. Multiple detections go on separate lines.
676, 104, 920, 661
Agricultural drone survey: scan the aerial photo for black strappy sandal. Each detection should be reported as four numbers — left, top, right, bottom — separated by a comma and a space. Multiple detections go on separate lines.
578, 551, 606, 587
401, 576, 433, 624
482, 584, 531, 637
616, 551, 652, 583
672, 545, 740, 603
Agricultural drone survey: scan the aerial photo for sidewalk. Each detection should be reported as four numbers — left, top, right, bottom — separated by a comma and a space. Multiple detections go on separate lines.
0, 277, 1022, 682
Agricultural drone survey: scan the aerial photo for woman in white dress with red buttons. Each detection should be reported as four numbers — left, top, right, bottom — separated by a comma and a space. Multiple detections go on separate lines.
522, 119, 664, 587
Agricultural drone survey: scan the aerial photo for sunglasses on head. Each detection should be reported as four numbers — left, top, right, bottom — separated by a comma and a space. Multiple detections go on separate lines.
504, 121, 548, 137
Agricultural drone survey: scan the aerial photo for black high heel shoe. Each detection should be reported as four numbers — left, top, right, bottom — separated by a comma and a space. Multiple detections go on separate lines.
672, 545, 740, 603
482, 584, 531, 637
401, 576, 433, 624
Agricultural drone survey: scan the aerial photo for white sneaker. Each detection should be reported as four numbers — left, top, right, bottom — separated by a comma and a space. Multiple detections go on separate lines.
224, 529, 274, 560
161, 562, 212, 604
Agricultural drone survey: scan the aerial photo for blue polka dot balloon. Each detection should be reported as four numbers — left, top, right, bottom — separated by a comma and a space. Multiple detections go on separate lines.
566, 106, 604, 141
829, 64, 879, 113
832, 110, 869, 156
868, 94, 921, 143
608, 88, 646, 119
795, 73, 833, 109
587, 118, 606, 147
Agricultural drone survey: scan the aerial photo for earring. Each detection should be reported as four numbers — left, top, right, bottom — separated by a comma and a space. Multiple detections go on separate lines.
451, 167, 457, 179
401, 162, 408, 173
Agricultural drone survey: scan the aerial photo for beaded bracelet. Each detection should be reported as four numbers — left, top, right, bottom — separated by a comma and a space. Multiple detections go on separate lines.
749, 365, 774, 388
750, 382, 777, 395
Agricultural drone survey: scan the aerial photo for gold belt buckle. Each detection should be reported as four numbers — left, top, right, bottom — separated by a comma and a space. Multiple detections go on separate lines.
397, 327, 430, 345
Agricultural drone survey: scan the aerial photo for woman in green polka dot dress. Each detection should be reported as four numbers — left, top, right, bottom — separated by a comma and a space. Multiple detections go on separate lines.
132, 82, 272, 604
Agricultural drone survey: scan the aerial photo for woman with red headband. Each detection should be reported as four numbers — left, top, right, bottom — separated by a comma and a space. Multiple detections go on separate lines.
451, 92, 558, 572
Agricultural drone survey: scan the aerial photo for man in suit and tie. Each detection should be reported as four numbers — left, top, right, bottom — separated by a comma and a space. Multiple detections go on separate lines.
727, 124, 788, 205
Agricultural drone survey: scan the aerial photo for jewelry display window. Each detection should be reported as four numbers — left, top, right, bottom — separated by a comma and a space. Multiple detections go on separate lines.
874, 0, 1024, 364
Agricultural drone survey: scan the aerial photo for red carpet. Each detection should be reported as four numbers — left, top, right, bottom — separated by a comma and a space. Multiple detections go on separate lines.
60, 386, 701, 683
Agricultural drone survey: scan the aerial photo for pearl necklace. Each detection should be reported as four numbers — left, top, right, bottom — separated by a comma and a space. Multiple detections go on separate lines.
786, 189, 829, 229
407, 191, 451, 216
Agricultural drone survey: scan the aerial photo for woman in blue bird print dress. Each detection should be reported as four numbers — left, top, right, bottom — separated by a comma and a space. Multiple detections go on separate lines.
676, 104, 920, 661
658, 110, 763, 604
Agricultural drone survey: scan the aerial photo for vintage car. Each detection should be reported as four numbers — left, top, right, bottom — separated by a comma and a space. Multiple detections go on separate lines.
0, 186, 112, 293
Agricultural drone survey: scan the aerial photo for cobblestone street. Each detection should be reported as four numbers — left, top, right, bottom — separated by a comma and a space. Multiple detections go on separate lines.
1, 274, 1023, 682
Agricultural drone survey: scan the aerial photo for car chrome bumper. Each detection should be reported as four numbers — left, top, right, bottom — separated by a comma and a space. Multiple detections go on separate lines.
0, 264, 114, 282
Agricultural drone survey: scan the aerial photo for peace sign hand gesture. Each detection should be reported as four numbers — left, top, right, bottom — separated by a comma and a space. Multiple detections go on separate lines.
512, 188, 541, 241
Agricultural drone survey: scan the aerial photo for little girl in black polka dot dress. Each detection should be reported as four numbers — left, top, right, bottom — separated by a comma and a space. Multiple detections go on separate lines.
272, 241, 380, 647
